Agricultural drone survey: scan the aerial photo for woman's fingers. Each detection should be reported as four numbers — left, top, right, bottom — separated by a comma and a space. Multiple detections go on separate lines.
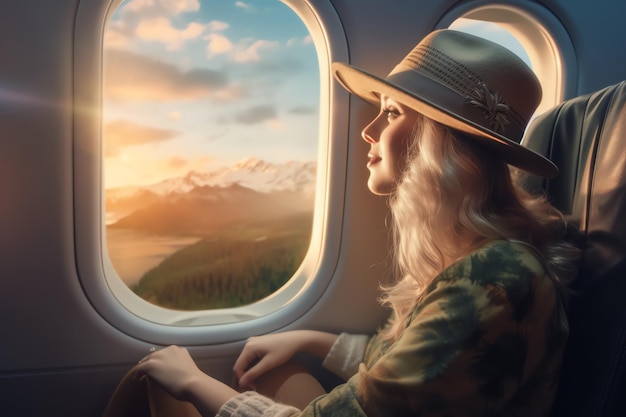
234, 351, 273, 389
233, 332, 311, 389
237, 359, 270, 389
232, 345, 262, 380
137, 346, 158, 365
234, 350, 285, 389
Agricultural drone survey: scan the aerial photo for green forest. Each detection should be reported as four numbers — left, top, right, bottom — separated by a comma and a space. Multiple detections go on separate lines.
131, 214, 312, 310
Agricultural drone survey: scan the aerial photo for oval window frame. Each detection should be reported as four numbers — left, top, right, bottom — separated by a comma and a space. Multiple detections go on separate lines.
73, 0, 350, 345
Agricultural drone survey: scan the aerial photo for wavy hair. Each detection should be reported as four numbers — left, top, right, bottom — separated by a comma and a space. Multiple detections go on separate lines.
379, 114, 579, 342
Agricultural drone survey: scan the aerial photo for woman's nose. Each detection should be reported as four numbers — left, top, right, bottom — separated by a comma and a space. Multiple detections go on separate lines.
361, 116, 380, 144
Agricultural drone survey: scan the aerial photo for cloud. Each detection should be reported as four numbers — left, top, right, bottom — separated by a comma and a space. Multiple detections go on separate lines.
234, 39, 279, 63
206, 33, 233, 57
123, 0, 156, 13
111, 0, 205, 50
135, 17, 206, 50
235, 1, 253, 11
205, 34, 281, 64
208, 20, 229, 32
104, 20, 132, 48
287, 35, 313, 47
234, 104, 277, 124
104, 29, 131, 49
104, 48, 234, 101
104, 119, 180, 157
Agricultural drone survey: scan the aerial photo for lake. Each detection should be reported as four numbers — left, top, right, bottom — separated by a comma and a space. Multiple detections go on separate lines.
105, 228, 202, 286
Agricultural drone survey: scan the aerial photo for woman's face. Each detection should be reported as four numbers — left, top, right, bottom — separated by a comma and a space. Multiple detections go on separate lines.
361, 95, 419, 195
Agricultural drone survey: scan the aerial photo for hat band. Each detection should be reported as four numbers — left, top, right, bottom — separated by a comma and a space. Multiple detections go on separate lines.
386, 70, 526, 143
390, 44, 527, 139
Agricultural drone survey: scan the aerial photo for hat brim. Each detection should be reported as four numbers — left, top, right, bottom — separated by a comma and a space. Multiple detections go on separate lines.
332, 62, 558, 178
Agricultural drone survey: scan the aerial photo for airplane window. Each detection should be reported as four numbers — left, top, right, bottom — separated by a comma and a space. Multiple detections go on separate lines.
102, 0, 319, 312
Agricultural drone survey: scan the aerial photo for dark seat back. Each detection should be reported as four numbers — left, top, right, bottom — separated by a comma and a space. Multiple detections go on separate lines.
523, 81, 626, 417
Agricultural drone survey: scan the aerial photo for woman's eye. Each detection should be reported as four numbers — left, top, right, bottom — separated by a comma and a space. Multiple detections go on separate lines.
383, 108, 400, 120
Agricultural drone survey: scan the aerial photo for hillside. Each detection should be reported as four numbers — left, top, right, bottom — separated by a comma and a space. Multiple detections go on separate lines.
106, 159, 317, 309
132, 213, 312, 310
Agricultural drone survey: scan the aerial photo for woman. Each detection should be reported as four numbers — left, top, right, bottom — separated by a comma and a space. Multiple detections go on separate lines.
132, 29, 579, 416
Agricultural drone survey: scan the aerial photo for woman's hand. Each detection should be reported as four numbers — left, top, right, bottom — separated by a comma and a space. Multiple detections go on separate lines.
136, 345, 205, 401
136, 345, 239, 416
233, 330, 338, 390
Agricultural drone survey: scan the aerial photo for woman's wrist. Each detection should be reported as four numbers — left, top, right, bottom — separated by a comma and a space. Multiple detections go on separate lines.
183, 373, 239, 417
296, 330, 339, 359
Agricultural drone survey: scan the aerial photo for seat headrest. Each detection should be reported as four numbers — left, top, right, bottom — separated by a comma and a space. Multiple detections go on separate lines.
523, 81, 626, 285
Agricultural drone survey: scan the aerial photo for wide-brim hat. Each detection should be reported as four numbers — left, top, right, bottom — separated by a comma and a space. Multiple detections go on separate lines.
332, 29, 558, 178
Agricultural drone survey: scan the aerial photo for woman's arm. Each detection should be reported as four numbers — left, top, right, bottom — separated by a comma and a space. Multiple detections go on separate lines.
135, 331, 339, 415
184, 373, 239, 417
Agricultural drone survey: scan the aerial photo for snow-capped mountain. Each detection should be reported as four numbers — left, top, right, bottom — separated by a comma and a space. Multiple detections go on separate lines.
108, 158, 316, 199
105, 158, 317, 226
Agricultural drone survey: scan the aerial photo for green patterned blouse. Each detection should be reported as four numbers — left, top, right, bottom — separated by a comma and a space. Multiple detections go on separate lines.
217, 239, 569, 417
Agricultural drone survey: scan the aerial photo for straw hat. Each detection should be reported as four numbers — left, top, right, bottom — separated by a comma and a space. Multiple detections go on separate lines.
332, 29, 557, 178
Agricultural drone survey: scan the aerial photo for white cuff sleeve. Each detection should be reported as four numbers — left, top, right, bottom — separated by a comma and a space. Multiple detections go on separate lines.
216, 391, 300, 417
321, 332, 370, 381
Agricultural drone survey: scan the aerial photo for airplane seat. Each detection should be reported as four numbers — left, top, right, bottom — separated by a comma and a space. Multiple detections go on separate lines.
522, 81, 626, 417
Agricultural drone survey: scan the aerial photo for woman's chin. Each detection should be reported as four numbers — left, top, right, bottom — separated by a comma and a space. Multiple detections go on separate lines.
367, 179, 395, 196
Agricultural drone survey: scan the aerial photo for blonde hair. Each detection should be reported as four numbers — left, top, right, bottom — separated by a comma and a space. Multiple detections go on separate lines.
380, 114, 579, 342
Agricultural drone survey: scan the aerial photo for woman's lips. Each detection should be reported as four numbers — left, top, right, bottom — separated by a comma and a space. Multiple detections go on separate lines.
367, 154, 381, 168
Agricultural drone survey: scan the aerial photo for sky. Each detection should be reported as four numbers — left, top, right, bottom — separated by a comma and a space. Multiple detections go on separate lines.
103, 0, 320, 189
102, 1, 530, 190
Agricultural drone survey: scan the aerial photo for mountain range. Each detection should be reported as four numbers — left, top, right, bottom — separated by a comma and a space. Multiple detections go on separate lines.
105, 158, 317, 234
